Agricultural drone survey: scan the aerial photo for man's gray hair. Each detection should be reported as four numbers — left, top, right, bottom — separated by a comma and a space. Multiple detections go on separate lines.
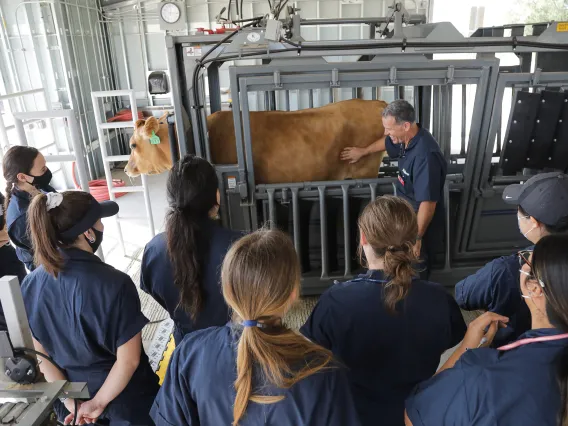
382, 100, 416, 124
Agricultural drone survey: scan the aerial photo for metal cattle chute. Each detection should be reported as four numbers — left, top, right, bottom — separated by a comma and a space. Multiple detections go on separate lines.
165, 14, 568, 294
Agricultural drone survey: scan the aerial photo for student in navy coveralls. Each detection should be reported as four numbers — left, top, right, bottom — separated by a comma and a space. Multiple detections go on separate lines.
455, 172, 568, 347
341, 100, 447, 279
405, 233, 568, 426
140, 155, 242, 345
151, 229, 361, 426
0, 192, 26, 331
21, 190, 159, 425
3, 146, 56, 271
301, 195, 466, 426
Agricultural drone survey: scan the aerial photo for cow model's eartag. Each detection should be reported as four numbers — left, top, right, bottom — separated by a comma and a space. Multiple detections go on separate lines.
150, 130, 161, 145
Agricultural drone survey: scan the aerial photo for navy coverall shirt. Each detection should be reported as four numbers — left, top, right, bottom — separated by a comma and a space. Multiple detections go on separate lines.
455, 248, 533, 347
140, 219, 242, 344
21, 248, 159, 425
300, 270, 466, 426
6, 187, 56, 271
151, 324, 362, 426
406, 328, 567, 426
0, 192, 26, 331
385, 127, 447, 275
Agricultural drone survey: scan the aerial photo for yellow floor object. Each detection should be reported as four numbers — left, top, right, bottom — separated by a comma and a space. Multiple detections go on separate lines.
156, 334, 176, 385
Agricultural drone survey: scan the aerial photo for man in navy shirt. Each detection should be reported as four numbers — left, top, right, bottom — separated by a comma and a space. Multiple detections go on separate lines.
341, 100, 447, 278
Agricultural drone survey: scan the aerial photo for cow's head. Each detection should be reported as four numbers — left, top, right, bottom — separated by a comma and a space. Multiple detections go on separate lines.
125, 114, 172, 177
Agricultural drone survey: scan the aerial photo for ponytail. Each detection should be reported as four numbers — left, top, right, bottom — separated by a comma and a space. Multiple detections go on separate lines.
28, 193, 64, 276
358, 195, 419, 313
165, 155, 220, 321
382, 241, 417, 312
4, 182, 12, 213
223, 229, 334, 426
233, 322, 333, 426
165, 208, 205, 321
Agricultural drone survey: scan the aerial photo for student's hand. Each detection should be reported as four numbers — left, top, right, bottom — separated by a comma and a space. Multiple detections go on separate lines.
462, 311, 509, 349
340, 147, 365, 164
63, 399, 80, 423
65, 398, 106, 425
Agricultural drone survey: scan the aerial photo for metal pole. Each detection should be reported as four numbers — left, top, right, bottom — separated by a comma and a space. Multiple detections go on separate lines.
118, 21, 131, 89
0, 276, 34, 351
141, 174, 156, 237
318, 186, 329, 279
137, 0, 152, 106
341, 184, 351, 276
369, 182, 377, 200
267, 188, 276, 228
67, 111, 90, 193
13, 119, 27, 147
291, 187, 301, 259
0, 114, 9, 153
56, 2, 97, 179
461, 84, 467, 156
0, 4, 24, 111
443, 181, 451, 271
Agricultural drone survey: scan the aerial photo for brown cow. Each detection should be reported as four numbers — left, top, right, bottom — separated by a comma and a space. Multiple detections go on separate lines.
125, 99, 387, 183
125, 112, 172, 177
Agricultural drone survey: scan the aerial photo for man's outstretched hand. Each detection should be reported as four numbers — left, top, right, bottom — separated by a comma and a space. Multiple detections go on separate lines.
340, 147, 366, 164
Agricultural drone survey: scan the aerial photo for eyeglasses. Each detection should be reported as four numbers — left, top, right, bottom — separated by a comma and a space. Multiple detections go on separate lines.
518, 250, 545, 288
518, 250, 533, 268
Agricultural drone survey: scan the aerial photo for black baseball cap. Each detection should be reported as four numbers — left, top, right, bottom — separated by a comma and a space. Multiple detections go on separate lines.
59, 194, 119, 239
503, 172, 568, 226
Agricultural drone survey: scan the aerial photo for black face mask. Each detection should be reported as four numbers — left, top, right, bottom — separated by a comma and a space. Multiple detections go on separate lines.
86, 228, 104, 253
29, 168, 53, 190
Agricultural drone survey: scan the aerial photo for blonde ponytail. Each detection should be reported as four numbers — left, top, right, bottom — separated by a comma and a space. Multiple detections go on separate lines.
222, 229, 334, 426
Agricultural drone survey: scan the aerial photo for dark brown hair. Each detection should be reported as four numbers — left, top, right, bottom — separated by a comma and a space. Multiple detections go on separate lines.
165, 155, 219, 322
28, 191, 93, 276
531, 234, 568, 426
222, 229, 333, 426
2, 146, 39, 210
358, 195, 418, 312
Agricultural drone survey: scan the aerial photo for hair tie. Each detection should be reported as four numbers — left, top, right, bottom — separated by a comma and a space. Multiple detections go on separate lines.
45, 192, 63, 211
242, 320, 264, 328
386, 246, 403, 252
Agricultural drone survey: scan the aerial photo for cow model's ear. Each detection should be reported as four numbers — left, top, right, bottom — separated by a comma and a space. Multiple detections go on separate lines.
144, 116, 160, 136
135, 119, 145, 129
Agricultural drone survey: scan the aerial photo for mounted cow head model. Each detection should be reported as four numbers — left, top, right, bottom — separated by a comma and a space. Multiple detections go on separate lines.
125, 112, 173, 177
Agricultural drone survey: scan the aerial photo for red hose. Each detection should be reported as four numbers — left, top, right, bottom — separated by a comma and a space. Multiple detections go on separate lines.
72, 161, 128, 202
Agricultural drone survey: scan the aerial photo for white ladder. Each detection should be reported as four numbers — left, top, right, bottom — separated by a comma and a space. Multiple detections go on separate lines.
91, 90, 155, 255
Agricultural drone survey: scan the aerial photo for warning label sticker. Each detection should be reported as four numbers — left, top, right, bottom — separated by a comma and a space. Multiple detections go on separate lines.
227, 176, 237, 189
186, 46, 202, 56
557, 22, 568, 32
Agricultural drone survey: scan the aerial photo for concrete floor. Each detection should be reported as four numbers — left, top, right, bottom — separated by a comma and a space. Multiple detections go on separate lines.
100, 169, 168, 272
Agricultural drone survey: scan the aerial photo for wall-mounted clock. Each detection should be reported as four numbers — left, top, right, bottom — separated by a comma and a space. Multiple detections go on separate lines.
160, 2, 181, 24
159, 1, 187, 31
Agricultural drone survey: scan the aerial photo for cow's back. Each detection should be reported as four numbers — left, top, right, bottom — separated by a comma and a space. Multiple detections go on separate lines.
207, 99, 387, 184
